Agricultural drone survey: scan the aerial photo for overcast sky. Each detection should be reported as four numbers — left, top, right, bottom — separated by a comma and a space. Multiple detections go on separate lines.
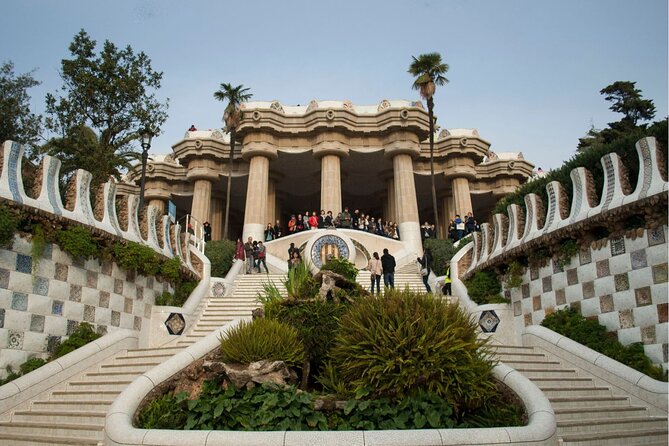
3, 0, 667, 170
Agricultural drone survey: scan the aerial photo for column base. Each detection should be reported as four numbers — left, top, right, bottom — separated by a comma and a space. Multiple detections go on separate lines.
399, 221, 422, 258
242, 223, 265, 243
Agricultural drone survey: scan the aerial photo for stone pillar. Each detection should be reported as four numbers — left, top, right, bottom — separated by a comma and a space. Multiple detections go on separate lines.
242, 155, 270, 241
441, 194, 454, 238
210, 196, 223, 241
266, 178, 276, 226
320, 154, 342, 214
387, 177, 397, 224
148, 199, 165, 215
393, 153, 422, 256
452, 177, 473, 217
191, 179, 212, 225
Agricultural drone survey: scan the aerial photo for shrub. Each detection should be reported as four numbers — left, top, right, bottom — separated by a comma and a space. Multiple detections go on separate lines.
269, 299, 350, 376
423, 238, 459, 275
136, 391, 188, 429
464, 270, 505, 304
52, 322, 101, 359
0, 203, 18, 248
154, 280, 197, 307
112, 241, 160, 276
542, 308, 666, 381
284, 261, 319, 300
320, 257, 357, 281
327, 289, 497, 414
159, 257, 182, 282
57, 226, 98, 260
204, 239, 236, 278
19, 357, 47, 375
181, 381, 327, 431
504, 260, 524, 289
220, 318, 305, 367
31, 223, 46, 274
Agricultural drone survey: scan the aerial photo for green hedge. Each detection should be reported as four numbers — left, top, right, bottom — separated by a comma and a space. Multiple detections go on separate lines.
204, 240, 236, 278
542, 307, 666, 381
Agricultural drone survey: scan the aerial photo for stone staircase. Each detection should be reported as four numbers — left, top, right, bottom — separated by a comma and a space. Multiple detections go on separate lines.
0, 273, 281, 446
357, 262, 427, 293
494, 344, 668, 446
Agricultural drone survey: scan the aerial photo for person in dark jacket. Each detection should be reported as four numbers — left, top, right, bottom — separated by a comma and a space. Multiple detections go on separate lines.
417, 248, 433, 293
380, 248, 396, 289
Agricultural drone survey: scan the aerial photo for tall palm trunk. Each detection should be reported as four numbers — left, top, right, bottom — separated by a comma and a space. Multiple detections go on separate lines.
427, 97, 439, 238
223, 128, 235, 240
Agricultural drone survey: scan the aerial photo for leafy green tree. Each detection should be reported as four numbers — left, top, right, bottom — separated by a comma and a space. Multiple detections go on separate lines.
43, 29, 168, 186
0, 61, 42, 158
409, 53, 449, 237
213, 83, 252, 240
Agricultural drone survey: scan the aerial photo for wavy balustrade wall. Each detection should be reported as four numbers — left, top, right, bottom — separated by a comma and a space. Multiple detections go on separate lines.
0, 141, 198, 271
462, 136, 668, 368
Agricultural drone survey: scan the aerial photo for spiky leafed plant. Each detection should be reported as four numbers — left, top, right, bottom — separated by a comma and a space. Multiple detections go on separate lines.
213, 83, 252, 240
408, 53, 449, 238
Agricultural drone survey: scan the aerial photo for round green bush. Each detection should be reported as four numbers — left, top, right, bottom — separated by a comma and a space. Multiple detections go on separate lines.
56, 226, 99, 260
320, 257, 357, 281
205, 240, 236, 278
464, 270, 504, 304
327, 289, 497, 412
112, 241, 160, 276
220, 318, 305, 367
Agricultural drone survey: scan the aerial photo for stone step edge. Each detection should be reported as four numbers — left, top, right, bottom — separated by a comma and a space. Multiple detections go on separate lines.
13, 409, 107, 418
0, 432, 99, 445
559, 428, 668, 442
557, 416, 667, 427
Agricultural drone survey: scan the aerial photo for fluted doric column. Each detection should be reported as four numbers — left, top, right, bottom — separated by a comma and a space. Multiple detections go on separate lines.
320, 154, 342, 214
452, 177, 473, 218
210, 195, 223, 241
266, 178, 276, 226
242, 155, 270, 241
385, 131, 422, 256
191, 179, 212, 225
148, 199, 166, 215
386, 177, 397, 224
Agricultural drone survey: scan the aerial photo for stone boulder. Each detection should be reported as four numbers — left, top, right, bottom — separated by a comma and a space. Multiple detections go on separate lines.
223, 360, 298, 389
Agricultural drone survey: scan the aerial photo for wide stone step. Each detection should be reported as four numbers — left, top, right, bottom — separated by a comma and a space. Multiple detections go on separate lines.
559, 427, 668, 445
83, 371, 141, 380
510, 368, 579, 379
539, 386, 612, 398
549, 395, 630, 410
530, 377, 596, 388
12, 409, 106, 425
0, 421, 103, 440
501, 359, 564, 370
554, 405, 649, 420
49, 390, 119, 402
67, 380, 132, 392
0, 432, 98, 445
112, 353, 174, 364
557, 416, 667, 435
490, 345, 536, 354
204, 304, 259, 310
124, 346, 182, 356
494, 351, 547, 360
99, 362, 159, 373
32, 400, 114, 411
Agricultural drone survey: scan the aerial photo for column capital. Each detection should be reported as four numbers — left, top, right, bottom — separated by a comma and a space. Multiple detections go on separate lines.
383, 130, 421, 159
312, 141, 350, 159
241, 141, 278, 161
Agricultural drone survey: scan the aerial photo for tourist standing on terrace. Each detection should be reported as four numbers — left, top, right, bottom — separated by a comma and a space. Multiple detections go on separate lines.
244, 237, 255, 274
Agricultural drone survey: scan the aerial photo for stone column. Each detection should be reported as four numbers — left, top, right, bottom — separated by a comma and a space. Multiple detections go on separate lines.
441, 195, 454, 238
191, 179, 212, 225
148, 199, 165, 215
242, 155, 270, 241
386, 177, 397, 224
266, 178, 276, 226
320, 154, 342, 214
210, 195, 223, 241
452, 177, 473, 217
392, 153, 422, 256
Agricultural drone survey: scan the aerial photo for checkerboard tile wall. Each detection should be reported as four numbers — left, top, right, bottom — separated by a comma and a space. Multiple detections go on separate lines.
0, 237, 173, 376
506, 226, 668, 369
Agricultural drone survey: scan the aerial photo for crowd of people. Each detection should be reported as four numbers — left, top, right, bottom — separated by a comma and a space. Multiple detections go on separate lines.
234, 237, 269, 274
447, 212, 479, 241
278, 208, 402, 240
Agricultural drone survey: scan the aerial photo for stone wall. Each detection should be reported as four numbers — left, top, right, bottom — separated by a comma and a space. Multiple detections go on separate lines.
505, 226, 667, 369
0, 235, 172, 377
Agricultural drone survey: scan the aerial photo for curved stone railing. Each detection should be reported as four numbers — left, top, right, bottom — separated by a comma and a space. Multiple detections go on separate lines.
105, 320, 557, 446
0, 140, 199, 274
465, 136, 667, 276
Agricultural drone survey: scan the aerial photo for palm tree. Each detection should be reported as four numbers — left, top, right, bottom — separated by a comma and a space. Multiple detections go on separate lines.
408, 52, 449, 238
214, 83, 253, 240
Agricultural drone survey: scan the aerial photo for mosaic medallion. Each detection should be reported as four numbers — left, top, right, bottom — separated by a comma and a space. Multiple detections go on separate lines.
165, 312, 186, 335
479, 310, 500, 333
310, 234, 350, 268
211, 282, 226, 297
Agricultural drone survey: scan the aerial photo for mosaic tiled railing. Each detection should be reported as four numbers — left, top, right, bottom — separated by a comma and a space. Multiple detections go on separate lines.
465, 136, 667, 276
0, 140, 197, 273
